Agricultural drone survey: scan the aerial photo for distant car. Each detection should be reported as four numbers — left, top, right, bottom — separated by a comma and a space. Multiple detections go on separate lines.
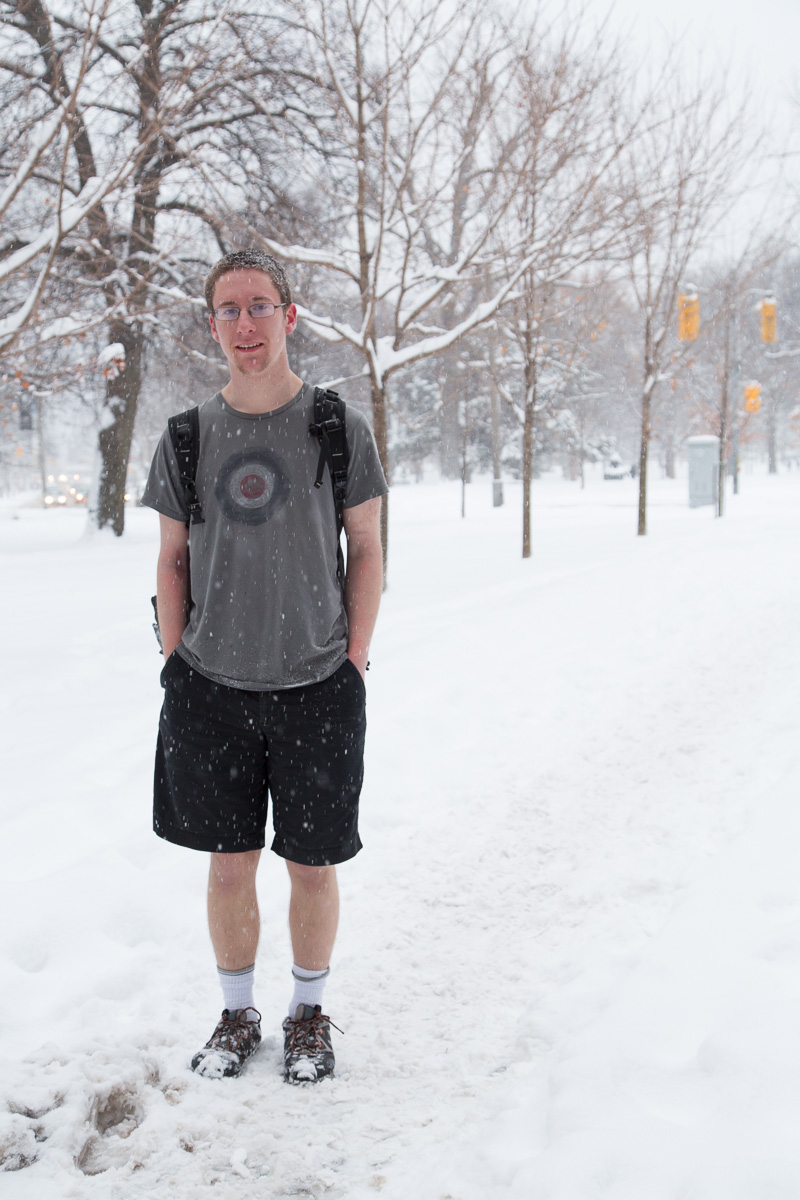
43, 473, 90, 507
71, 478, 90, 504
43, 482, 69, 508
603, 455, 634, 480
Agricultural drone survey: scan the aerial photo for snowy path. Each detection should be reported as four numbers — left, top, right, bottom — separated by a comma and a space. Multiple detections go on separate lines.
1, 470, 798, 1198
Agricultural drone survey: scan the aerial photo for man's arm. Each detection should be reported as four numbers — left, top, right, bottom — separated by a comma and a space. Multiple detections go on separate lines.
157, 514, 190, 660
342, 496, 384, 680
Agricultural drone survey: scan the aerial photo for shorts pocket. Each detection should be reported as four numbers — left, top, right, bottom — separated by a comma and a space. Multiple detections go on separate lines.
342, 656, 366, 695
160, 649, 181, 688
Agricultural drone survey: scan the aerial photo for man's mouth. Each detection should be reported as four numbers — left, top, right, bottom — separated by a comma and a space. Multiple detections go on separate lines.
236, 342, 263, 351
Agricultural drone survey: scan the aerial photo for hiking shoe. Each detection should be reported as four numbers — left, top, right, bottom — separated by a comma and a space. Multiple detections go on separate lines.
191, 1008, 262, 1079
282, 1004, 340, 1084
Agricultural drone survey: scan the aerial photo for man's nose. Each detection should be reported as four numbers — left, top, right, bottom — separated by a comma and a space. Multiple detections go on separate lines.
235, 308, 256, 333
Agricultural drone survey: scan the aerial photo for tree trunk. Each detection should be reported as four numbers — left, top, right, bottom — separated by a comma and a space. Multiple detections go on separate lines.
438, 380, 461, 479
460, 397, 472, 517
718, 315, 731, 517
491, 391, 504, 506
370, 377, 390, 583
95, 321, 143, 536
488, 332, 503, 507
665, 441, 676, 480
637, 385, 651, 536
522, 402, 534, 558
35, 395, 48, 498
578, 401, 585, 490
767, 399, 778, 474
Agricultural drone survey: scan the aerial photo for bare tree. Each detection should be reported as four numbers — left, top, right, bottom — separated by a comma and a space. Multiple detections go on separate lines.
617, 59, 748, 535
0, 0, 138, 356
496, 15, 634, 558
216, 0, 537, 573
1, 0, 294, 534
694, 235, 782, 511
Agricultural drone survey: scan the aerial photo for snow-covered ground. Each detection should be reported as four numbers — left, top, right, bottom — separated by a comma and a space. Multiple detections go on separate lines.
1, 465, 798, 1199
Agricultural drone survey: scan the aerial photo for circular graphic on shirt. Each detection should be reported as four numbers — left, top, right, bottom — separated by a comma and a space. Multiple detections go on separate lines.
214, 448, 291, 524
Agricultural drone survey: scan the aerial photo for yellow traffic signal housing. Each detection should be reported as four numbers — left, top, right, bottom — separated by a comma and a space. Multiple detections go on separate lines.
678, 294, 699, 341
760, 298, 777, 343
744, 383, 762, 413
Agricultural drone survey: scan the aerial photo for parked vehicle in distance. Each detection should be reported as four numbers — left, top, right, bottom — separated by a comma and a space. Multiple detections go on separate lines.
603, 455, 635, 480
43, 480, 68, 508
43, 473, 90, 507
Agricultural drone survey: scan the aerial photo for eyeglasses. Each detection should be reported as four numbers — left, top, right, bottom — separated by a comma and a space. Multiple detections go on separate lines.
212, 302, 287, 322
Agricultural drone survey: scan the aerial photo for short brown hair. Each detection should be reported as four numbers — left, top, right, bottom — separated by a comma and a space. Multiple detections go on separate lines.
204, 250, 293, 312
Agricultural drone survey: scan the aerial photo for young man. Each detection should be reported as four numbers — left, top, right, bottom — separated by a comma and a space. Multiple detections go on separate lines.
141, 250, 387, 1082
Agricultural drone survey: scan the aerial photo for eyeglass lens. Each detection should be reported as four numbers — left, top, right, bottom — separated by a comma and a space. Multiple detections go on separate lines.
214, 303, 284, 321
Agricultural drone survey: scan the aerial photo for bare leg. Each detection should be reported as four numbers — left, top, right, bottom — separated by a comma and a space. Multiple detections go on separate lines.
208, 849, 261, 971
286, 861, 339, 971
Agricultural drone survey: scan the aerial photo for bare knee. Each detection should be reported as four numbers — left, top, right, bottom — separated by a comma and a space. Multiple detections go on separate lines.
285, 861, 335, 892
210, 849, 261, 893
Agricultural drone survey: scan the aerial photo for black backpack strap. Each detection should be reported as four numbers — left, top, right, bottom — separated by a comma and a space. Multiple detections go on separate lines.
310, 386, 349, 589
167, 405, 204, 526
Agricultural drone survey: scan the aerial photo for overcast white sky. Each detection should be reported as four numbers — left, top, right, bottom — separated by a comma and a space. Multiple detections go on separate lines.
577, 0, 800, 248
588, 0, 800, 114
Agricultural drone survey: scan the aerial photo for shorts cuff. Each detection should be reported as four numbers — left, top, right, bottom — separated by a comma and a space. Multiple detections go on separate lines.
271, 833, 362, 866
155, 823, 266, 855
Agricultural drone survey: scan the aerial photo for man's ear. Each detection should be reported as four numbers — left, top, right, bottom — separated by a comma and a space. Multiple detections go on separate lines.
209, 312, 220, 344
285, 304, 298, 335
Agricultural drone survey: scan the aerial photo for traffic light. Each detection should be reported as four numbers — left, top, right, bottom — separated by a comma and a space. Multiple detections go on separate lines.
678, 293, 699, 341
744, 383, 762, 413
760, 297, 777, 343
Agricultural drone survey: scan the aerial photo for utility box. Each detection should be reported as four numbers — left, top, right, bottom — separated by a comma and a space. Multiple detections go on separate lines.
687, 435, 719, 508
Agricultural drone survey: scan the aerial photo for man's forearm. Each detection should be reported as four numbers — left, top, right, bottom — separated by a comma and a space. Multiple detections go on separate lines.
157, 561, 189, 660
344, 545, 383, 676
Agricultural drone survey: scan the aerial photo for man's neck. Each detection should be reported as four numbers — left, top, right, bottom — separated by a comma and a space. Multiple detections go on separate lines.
222, 366, 304, 414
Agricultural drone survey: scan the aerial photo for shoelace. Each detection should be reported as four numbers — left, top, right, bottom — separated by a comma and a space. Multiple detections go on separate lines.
287, 1010, 343, 1054
208, 1009, 261, 1053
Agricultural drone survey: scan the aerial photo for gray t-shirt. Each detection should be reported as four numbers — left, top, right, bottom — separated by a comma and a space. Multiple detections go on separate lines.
142, 383, 388, 690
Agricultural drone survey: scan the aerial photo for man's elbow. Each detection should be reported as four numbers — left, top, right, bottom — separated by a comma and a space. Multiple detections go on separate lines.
157, 556, 189, 588
347, 540, 383, 574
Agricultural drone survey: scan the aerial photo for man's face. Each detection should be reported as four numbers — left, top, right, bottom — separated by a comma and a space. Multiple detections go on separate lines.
209, 269, 297, 378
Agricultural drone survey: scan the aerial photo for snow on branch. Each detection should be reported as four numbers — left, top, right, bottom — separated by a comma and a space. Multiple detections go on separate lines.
0, 165, 136, 286
0, 103, 68, 221
372, 273, 530, 381
295, 304, 364, 347
139, 313, 229, 373
0, 251, 56, 351
255, 234, 357, 280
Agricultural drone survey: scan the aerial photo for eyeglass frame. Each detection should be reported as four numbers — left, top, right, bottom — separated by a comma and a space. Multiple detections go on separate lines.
212, 302, 288, 322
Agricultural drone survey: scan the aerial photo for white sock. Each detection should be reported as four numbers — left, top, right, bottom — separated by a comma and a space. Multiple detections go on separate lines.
289, 964, 330, 1018
217, 964, 258, 1018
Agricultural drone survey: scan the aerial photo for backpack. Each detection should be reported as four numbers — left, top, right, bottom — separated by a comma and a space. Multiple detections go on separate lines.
151, 387, 349, 651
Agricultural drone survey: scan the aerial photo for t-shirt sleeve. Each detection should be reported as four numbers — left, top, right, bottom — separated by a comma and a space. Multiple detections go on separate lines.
344, 408, 389, 509
140, 427, 189, 522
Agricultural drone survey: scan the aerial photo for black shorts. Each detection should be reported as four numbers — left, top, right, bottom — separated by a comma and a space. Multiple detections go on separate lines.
154, 652, 367, 864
